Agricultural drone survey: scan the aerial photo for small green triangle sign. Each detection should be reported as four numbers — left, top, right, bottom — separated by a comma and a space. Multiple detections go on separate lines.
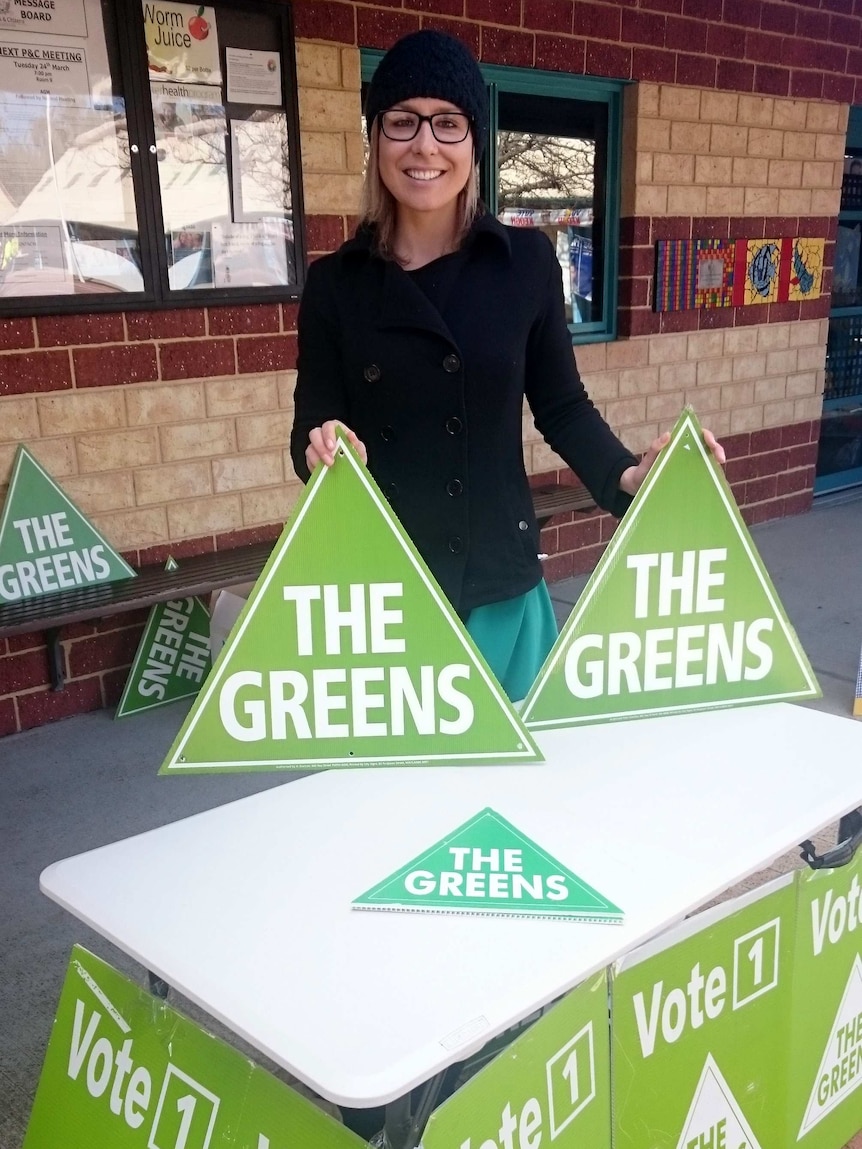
0, 445, 135, 602
522, 408, 820, 729
160, 432, 542, 772
116, 593, 212, 719
353, 807, 623, 922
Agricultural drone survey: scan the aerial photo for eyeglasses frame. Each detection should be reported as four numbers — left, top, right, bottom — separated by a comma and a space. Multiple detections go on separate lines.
377, 108, 473, 145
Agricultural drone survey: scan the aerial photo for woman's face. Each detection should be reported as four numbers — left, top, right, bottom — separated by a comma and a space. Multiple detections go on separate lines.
376, 97, 474, 220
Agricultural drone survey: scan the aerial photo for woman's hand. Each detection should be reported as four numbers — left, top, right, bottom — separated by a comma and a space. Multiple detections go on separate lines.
618, 429, 726, 496
306, 420, 368, 471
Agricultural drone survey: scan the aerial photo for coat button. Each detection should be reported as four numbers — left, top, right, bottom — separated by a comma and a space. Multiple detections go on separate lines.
445, 416, 463, 435
380, 425, 395, 441
384, 482, 399, 499
442, 353, 461, 373
448, 536, 463, 553
518, 520, 529, 531
446, 478, 463, 497
363, 364, 382, 382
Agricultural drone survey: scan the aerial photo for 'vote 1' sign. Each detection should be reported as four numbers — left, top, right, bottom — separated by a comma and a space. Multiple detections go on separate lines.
160, 433, 541, 772
23, 946, 363, 1149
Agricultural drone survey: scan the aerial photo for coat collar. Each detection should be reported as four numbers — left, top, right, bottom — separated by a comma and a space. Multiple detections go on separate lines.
339, 213, 511, 340
339, 210, 512, 262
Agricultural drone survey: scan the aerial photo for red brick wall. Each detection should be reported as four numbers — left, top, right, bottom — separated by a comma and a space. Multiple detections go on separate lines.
292, 0, 862, 102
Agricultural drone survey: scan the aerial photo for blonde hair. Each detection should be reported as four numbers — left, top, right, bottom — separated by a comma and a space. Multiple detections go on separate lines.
359, 119, 480, 263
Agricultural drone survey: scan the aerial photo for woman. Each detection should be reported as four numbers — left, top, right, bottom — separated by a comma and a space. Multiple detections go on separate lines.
290, 29, 723, 701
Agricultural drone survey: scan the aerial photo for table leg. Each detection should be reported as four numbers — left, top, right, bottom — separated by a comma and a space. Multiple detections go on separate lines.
378, 1070, 448, 1149
380, 1093, 411, 1148
147, 970, 170, 999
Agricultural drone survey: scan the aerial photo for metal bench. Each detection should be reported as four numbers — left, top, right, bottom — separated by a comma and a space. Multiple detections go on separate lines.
531, 483, 597, 528
0, 541, 274, 690
0, 484, 597, 691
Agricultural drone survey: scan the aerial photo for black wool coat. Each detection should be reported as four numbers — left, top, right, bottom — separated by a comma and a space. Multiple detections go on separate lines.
290, 214, 637, 616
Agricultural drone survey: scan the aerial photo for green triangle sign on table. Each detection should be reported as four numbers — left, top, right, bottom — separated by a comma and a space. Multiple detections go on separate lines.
0, 445, 135, 603
353, 807, 624, 922
522, 407, 820, 730
160, 432, 542, 772
115, 558, 212, 719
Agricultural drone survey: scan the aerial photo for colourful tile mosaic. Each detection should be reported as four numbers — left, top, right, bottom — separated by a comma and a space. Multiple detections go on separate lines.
654, 237, 824, 312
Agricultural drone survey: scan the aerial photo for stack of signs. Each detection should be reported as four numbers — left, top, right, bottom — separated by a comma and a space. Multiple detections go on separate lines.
422, 970, 611, 1149
160, 432, 541, 772
790, 850, 862, 1146
353, 807, 623, 923
0, 446, 134, 604
115, 559, 212, 719
612, 874, 796, 1149
522, 408, 820, 730
23, 946, 364, 1149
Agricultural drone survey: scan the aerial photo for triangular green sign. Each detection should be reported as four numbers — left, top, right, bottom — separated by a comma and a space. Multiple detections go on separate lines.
353, 807, 623, 922
116, 594, 212, 718
160, 433, 542, 772
0, 445, 135, 602
798, 953, 862, 1136
676, 1053, 763, 1149
522, 408, 820, 728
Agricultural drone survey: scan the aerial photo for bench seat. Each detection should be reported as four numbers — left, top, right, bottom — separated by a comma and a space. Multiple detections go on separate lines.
0, 483, 597, 691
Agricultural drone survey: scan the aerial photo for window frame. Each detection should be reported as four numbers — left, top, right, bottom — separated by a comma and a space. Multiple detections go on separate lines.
360, 51, 624, 344
0, 0, 306, 317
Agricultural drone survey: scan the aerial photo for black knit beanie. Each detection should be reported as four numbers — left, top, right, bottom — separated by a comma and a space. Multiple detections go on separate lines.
364, 30, 489, 160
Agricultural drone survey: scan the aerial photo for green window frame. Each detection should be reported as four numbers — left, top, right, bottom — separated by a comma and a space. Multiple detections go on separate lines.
361, 51, 624, 344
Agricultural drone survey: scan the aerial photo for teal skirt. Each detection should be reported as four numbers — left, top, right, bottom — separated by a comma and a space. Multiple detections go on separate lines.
465, 581, 559, 703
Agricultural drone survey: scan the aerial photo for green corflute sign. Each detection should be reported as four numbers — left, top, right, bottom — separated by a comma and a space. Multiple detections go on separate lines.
160, 433, 542, 772
24, 946, 364, 1149
422, 970, 611, 1149
790, 849, 862, 1146
116, 593, 211, 718
0, 444, 134, 602
522, 408, 820, 729
612, 874, 796, 1149
354, 807, 623, 922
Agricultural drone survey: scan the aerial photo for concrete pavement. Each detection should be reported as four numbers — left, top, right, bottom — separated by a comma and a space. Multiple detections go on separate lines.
1, 489, 861, 1147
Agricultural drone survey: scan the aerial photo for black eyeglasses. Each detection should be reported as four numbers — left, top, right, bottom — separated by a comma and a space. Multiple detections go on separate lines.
378, 109, 472, 144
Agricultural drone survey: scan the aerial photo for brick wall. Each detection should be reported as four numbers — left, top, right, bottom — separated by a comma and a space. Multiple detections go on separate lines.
1, 0, 855, 733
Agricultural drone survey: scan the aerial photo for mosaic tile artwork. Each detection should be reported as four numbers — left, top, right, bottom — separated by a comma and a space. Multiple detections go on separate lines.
654, 238, 736, 311
787, 237, 825, 302
733, 238, 782, 306
694, 239, 736, 308
654, 236, 824, 312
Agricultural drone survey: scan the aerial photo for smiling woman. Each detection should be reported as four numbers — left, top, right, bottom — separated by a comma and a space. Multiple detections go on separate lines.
290, 30, 708, 708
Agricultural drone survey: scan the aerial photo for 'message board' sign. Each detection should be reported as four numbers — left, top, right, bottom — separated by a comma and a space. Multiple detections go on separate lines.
161, 435, 541, 772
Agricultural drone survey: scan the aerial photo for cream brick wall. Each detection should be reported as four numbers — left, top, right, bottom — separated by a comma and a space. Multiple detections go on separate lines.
0, 370, 300, 552
622, 84, 846, 219
296, 41, 364, 216
523, 320, 828, 473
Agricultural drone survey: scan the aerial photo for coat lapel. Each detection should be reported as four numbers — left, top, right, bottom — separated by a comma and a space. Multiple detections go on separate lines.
377, 258, 456, 345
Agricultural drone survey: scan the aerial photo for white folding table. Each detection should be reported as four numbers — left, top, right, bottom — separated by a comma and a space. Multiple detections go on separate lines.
40, 703, 862, 1147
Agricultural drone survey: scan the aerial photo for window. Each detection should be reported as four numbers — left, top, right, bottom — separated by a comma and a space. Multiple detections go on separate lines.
0, 0, 304, 314
361, 54, 624, 343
